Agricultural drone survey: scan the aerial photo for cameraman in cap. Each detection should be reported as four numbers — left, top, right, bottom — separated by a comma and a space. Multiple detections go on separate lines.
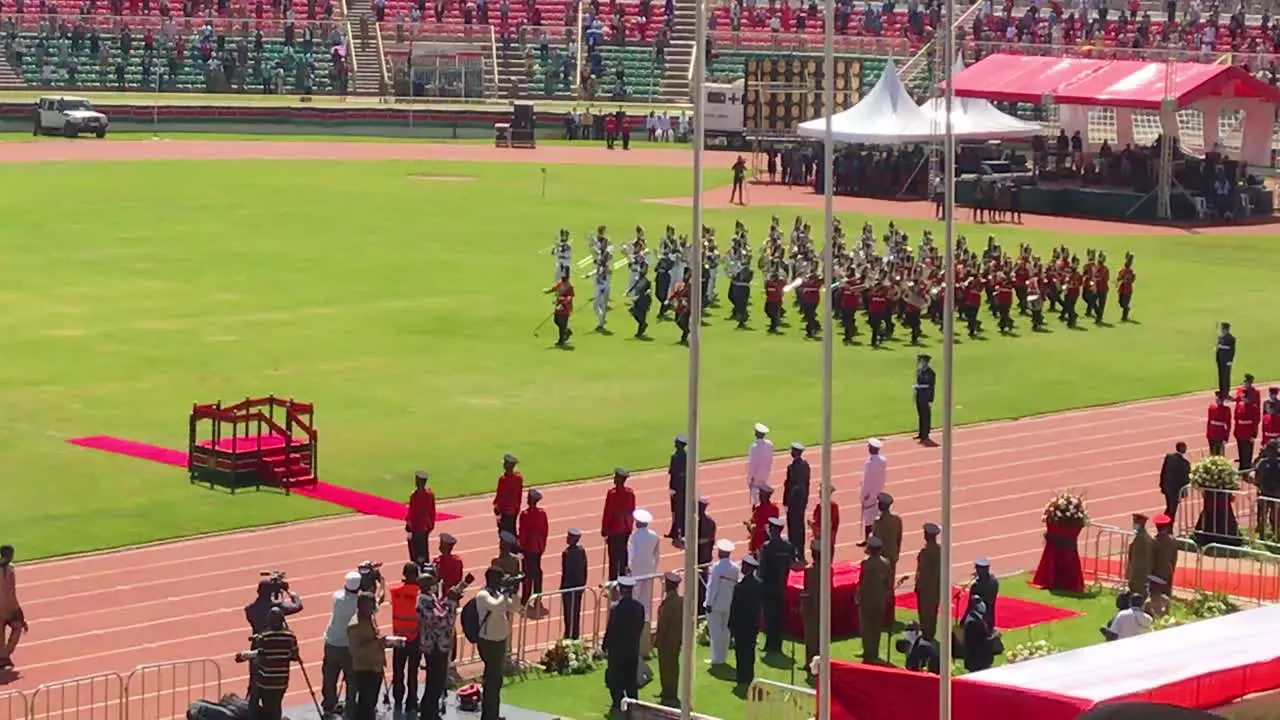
475, 566, 523, 720
321, 571, 363, 717
237, 607, 298, 720
243, 573, 303, 696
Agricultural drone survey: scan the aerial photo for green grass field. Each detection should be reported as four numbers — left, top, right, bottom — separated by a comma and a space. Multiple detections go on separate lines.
1, 155, 1276, 560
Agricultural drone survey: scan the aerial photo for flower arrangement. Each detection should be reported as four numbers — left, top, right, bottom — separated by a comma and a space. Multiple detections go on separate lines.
1190, 456, 1241, 491
1154, 613, 1186, 630
538, 639, 598, 676
1042, 491, 1089, 527
1185, 590, 1240, 619
696, 618, 711, 646
1005, 639, 1061, 664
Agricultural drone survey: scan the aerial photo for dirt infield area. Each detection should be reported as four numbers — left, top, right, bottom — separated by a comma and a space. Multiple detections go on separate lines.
4, 138, 1276, 237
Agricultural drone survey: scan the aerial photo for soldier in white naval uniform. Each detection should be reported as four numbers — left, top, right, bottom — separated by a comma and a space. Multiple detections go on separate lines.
746, 423, 774, 506
702, 538, 740, 665
628, 509, 661, 625
859, 438, 888, 542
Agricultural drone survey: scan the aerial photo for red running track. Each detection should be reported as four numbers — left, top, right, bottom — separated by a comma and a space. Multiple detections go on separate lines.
3, 392, 1214, 715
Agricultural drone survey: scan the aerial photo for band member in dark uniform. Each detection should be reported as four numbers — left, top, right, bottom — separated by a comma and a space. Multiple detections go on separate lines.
729, 262, 753, 329
627, 262, 653, 339
758, 518, 794, 654
729, 555, 762, 688
655, 253, 674, 319
1117, 253, 1136, 322
668, 433, 688, 543
673, 268, 693, 345
560, 529, 588, 639
782, 442, 810, 563
914, 354, 937, 443
764, 272, 785, 334
730, 155, 748, 205
546, 269, 575, 347
696, 497, 716, 615
1216, 321, 1236, 398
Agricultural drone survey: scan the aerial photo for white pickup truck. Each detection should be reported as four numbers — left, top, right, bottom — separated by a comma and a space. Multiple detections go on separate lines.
33, 95, 110, 138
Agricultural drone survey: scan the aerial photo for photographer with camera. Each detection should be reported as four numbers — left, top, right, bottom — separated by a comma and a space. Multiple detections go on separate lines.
348, 592, 406, 720
418, 567, 474, 720
389, 563, 422, 713
471, 567, 524, 720
236, 607, 299, 720
321, 572, 363, 717
243, 572, 303, 697
895, 620, 939, 673
357, 561, 387, 606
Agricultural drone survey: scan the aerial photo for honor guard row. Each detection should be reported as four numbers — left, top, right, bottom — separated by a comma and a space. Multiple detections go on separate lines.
541, 218, 1137, 347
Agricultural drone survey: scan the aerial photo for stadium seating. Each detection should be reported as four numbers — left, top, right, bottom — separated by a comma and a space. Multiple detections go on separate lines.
2, 0, 335, 19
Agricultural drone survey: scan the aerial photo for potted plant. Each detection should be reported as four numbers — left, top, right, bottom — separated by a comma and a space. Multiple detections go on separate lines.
1031, 491, 1088, 592
1190, 456, 1242, 546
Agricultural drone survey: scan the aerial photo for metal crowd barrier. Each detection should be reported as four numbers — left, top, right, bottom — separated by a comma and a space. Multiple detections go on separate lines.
124, 659, 221, 720
1192, 544, 1280, 606
621, 697, 722, 720
1082, 522, 1135, 588
0, 692, 30, 720
1177, 485, 1258, 544
29, 672, 125, 720
745, 678, 816, 720
516, 585, 602, 661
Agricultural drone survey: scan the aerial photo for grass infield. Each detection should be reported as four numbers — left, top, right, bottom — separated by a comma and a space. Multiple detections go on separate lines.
0, 157, 1275, 559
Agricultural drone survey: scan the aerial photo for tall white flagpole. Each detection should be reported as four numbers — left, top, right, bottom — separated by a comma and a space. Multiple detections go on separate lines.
938, 2, 957, 719
679, 0, 708, 716
817, 0, 835, 717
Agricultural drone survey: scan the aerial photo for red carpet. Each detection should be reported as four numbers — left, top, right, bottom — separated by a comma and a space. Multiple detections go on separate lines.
895, 587, 1081, 631
68, 436, 460, 523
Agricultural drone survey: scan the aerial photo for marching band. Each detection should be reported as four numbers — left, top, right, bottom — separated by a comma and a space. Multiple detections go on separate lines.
542, 216, 1136, 346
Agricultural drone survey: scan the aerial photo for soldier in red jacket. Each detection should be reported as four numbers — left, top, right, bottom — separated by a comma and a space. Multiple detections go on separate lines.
518, 489, 550, 611
1234, 394, 1261, 471
405, 471, 437, 564
494, 454, 524, 537
799, 272, 822, 339
994, 274, 1015, 334
1207, 393, 1232, 456
748, 486, 780, 554
962, 275, 984, 338
1234, 374, 1261, 406
601, 468, 636, 580
1092, 254, 1111, 324
1261, 410, 1280, 448
838, 270, 862, 345
1117, 253, 1136, 322
764, 272, 786, 334
433, 533, 464, 597
868, 283, 891, 347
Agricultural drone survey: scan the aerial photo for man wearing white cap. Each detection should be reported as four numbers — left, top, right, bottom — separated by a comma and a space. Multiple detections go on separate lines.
746, 423, 774, 506
703, 538, 740, 665
320, 571, 363, 715
628, 509, 661, 623
859, 439, 888, 543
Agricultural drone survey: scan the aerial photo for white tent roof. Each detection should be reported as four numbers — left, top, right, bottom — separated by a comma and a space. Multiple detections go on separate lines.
796, 61, 935, 144
914, 54, 1043, 140
796, 56, 1042, 144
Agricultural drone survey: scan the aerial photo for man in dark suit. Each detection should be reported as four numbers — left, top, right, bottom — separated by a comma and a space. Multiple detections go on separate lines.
782, 442, 810, 563
1216, 322, 1236, 398
603, 577, 646, 714
914, 354, 937, 444
1159, 442, 1192, 520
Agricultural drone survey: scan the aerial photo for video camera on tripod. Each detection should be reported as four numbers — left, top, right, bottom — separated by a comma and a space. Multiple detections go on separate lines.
259, 569, 289, 595
357, 560, 384, 589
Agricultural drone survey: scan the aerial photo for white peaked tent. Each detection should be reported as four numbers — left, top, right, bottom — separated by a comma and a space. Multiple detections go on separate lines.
915, 54, 1043, 140
796, 60, 935, 144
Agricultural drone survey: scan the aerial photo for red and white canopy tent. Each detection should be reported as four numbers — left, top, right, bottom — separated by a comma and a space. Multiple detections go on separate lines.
946, 53, 1280, 166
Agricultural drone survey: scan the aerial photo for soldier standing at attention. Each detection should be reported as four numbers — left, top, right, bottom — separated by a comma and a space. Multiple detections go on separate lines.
493, 454, 523, 537
703, 539, 738, 665
1216, 322, 1236, 398
654, 572, 683, 707
667, 434, 688, 545
914, 354, 936, 444
1152, 515, 1178, 595
856, 537, 891, 664
603, 577, 645, 714
433, 534, 464, 597
872, 494, 904, 584
560, 529, 588, 640
405, 471, 436, 564
601, 469, 637, 581
1127, 513, 1155, 596
546, 268, 575, 348
1207, 392, 1233, 456
492, 532, 522, 583
627, 262, 653, 339
728, 555, 763, 689
746, 423, 774, 506
695, 498, 717, 614
783, 442, 810, 563
758, 517, 794, 654
1235, 391, 1262, 472
914, 523, 941, 640
1117, 253, 1136, 322
517, 490, 549, 612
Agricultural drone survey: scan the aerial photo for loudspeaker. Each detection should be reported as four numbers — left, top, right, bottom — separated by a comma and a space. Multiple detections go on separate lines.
742, 56, 861, 134
512, 102, 535, 130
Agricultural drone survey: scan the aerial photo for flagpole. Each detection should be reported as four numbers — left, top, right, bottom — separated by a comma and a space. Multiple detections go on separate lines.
938, 1, 957, 718
678, 0, 708, 715
817, 0, 835, 716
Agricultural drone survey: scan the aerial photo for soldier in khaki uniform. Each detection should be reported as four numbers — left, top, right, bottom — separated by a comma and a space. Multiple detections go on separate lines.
872, 493, 904, 581
913, 523, 941, 640
856, 536, 892, 664
492, 531, 522, 581
801, 540, 822, 681
654, 572, 683, 707
1152, 514, 1178, 595
1126, 513, 1155, 596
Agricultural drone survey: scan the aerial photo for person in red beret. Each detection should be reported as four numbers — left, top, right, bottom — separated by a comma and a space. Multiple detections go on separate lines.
1152, 515, 1177, 595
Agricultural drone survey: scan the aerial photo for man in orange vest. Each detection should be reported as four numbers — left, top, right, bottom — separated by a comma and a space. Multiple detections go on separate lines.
388, 562, 422, 712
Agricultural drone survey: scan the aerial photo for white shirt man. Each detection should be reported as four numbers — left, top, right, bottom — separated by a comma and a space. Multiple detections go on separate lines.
859, 439, 888, 537
1107, 605, 1153, 640
628, 509, 661, 624
702, 539, 740, 665
747, 423, 774, 506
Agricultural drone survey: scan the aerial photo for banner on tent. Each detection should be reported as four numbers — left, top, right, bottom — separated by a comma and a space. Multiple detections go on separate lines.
742, 56, 860, 134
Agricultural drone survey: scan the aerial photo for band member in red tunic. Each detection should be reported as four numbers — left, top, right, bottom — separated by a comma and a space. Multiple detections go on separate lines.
809, 498, 840, 556
1092, 254, 1111, 324
1013, 259, 1031, 315
748, 486, 780, 554
601, 468, 637, 580
545, 269, 575, 347
799, 272, 822, 339
518, 489, 550, 609
904, 282, 924, 346
1261, 409, 1280, 448
1062, 266, 1083, 328
405, 471, 437, 563
868, 283, 890, 347
1026, 271, 1045, 331
1235, 393, 1261, 472
672, 268, 692, 345
994, 274, 1015, 334
962, 275, 984, 338
494, 454, 524, 537
1234, 374, 1261, 406
1207, 393, 1233, 457
764, 272, 786, 334
1117, 253, 1136, 322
